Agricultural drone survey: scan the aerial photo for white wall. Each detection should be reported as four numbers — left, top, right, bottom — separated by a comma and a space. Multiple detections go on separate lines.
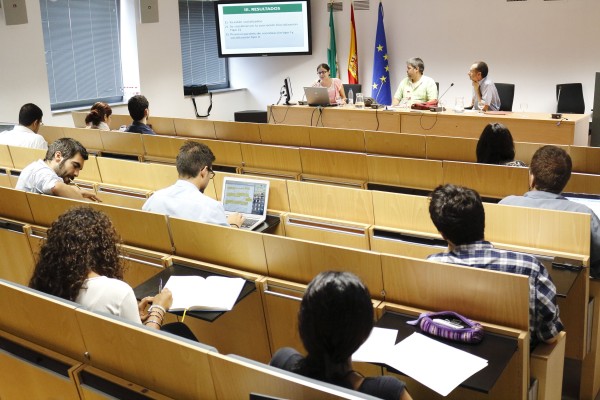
238, 0, 600, 114
0, 0, 598, 126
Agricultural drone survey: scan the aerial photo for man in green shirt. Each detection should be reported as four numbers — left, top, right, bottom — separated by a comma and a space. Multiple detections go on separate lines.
392, 57, 438, 106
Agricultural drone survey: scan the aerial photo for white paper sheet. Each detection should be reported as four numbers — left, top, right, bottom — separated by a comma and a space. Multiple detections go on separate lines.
385, 333, 488, 397
352, 327, 398, 363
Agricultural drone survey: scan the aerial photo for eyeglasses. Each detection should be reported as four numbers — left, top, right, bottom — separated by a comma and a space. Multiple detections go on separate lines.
207, 167, 215, 179
317, 70, 327, 75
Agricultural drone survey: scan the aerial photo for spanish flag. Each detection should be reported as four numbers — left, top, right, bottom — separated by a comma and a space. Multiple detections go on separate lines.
347, 4, 358, 84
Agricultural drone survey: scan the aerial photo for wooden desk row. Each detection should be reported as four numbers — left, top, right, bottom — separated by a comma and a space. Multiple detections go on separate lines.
0, 277, 396, 400
66, 114, 600, 175
0, 183, 591, 359
10, 134, 600, 203
267, 105, 590, 146
0, 199, 553, 400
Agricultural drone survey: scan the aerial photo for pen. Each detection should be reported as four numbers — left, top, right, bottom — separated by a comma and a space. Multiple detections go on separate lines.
159, 278, 163, 292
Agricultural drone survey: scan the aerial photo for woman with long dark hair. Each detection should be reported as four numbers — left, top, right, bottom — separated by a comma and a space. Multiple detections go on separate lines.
270, 271, 412, 400
476, 123, 526, 167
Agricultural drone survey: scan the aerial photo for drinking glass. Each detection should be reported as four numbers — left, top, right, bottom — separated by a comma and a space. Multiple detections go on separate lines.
478, 99, 486, 113
454, 97, 465, 113
355, 93, 365, 109
520, 103, 528, 116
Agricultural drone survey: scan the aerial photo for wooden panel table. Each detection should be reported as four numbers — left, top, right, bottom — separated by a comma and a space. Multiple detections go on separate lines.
268, 105, 589, 145
268, 105, 401, 132
401, 110, 589, 145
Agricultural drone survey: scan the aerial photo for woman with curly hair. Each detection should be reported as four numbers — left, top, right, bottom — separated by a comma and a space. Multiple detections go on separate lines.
29, 206, 172, 330
270, 271, 412, 400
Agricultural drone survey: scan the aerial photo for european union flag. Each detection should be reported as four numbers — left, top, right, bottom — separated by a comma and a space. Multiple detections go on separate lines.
371, 2, 391, 105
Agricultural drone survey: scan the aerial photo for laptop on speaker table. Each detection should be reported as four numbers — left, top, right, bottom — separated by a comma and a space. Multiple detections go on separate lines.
304, 86, 334, 107
221, 177, 270, 230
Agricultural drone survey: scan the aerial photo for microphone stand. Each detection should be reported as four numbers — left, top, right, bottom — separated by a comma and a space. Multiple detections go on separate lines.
431, 83, 454, 112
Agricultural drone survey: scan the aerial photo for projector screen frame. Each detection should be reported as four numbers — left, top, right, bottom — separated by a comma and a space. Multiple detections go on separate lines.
214, 0, 312, 58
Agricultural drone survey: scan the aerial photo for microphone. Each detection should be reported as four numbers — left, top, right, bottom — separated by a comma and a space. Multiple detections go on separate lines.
430, 83, 454, 112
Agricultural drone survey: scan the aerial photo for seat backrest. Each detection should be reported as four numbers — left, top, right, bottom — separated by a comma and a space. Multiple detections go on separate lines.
342, 84, 362, 103
75, 308, 218, 399
262, 234, 384, 298
495, 83, 515, 112
0, 279, 87, 362
211, 352, 380, 400
557, 83, 585, 114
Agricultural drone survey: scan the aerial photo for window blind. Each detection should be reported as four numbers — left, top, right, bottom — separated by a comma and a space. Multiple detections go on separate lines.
179, 0, 229, 90
40, 0, 123, 110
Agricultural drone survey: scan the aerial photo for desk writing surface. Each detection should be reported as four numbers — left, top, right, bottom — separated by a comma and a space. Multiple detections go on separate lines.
376, 311, 517, 394
133, 263, 255, 322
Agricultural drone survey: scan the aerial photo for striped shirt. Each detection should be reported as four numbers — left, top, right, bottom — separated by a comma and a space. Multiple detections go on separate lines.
428, 241, 563, 343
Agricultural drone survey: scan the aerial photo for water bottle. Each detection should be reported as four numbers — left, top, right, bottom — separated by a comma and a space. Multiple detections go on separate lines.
347, 89, 354, 106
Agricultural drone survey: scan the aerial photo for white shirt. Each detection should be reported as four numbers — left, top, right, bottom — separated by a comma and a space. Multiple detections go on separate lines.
0, 125, 48, 150
85, 121, 110, 131
143, 179, 228, 226
15, 159, 62, 194
76, 276, 141, 323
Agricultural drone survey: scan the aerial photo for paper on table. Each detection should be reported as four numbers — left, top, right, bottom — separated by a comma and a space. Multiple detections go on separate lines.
352, 327, 398, 363
385, 333, 488, 397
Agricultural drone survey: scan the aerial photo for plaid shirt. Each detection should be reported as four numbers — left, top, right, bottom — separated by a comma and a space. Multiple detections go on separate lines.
428, 241, 563, 343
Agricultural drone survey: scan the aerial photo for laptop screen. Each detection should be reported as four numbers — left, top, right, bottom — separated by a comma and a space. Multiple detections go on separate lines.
222, 179, 268, 217
564, 193, 600, 218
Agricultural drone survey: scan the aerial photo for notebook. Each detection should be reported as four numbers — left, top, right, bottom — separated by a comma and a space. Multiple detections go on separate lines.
164, 275, 245, 312
304, 86, 333, 107
563, 192, 600, 218
221, 177, 270, 230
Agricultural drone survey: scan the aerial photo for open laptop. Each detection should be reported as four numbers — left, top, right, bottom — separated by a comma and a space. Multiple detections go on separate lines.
221, 177, 270, 230
563, 192, 600, 218
304, 86, 334, 107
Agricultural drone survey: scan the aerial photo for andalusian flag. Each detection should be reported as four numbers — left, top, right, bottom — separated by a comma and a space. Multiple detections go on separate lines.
327, 4, 338, 78
371, 2, 391, 105
347, 4, 358, 84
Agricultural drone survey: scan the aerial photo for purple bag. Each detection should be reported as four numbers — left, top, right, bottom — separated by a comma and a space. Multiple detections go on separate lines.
407, 311, 484, 344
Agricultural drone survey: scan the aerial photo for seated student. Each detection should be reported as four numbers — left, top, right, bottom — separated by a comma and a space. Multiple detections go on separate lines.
124, 95, 155, 134
15, 137, 100, 202
427, 184, 563, 345
270, 271, 412, 400
500, 145, 600, 277
476, 123, 526, 167
0, 103, 48, 150
29, 207, 172, 330
85, 102, 112, 131
143, 141, 244, 228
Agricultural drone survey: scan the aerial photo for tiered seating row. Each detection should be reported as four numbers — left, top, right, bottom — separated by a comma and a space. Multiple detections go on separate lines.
67, 114, 600, 175
0, 278, 386, 400
0, 193, 549, 399
38, 124, 600, 199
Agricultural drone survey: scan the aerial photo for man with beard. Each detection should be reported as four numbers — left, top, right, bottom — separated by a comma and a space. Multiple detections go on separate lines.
16, 137, 100, 201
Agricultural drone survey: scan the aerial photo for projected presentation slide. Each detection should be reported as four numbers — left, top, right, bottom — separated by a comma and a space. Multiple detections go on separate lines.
217, 1, 310, 55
